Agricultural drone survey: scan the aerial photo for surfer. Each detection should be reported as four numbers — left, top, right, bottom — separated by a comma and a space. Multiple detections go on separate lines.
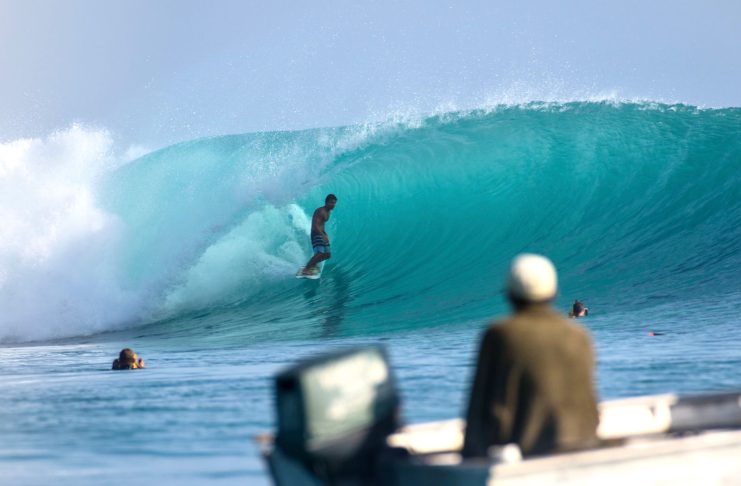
569, 299, 589, 318
112, 348, 145, 370
300, 194, 337, 276
463, 254, 599, 457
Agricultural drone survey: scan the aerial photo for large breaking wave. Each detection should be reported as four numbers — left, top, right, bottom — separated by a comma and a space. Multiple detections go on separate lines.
1, 102, 740, 343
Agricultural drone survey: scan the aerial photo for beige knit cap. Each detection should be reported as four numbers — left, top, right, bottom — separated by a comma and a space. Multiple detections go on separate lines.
507, 253, 558, 301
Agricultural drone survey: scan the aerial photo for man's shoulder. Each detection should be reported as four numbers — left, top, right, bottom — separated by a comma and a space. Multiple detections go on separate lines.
483, 318, 516, 339
494, 309, 584, 335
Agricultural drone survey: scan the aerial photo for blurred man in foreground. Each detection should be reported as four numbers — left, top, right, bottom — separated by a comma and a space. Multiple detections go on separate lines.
463, 254, 599, 457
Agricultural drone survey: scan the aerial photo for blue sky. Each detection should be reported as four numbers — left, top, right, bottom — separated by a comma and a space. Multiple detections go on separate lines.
1, 0, 739, 146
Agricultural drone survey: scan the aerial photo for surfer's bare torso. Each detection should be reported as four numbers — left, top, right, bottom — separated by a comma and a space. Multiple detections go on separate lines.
311, 206, 330, 244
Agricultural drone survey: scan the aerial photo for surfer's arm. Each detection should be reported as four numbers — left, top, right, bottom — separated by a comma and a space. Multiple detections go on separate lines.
319, 210, 330, 243
311, 208, 330, 244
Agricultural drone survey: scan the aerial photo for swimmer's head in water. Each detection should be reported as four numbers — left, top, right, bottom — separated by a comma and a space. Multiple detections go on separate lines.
506, 253, 557, 303
119, 348, 138, 365
113, 348, 144, 370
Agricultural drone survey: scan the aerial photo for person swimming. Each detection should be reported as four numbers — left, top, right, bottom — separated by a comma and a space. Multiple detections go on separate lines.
569, 299, 589, 318
112, 348, 145, 370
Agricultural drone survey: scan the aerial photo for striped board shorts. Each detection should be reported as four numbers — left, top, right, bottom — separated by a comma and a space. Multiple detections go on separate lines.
311, 233, 330, 254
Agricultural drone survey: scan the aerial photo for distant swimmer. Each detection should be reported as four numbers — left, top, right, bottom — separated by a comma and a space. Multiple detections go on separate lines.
112, 348, 145, 370
569, 299, 589, 318
299, 194, 337, 277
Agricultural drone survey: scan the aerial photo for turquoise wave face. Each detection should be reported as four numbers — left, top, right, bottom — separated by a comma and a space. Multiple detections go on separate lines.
93, 101, 741, 342
8, 102, 740, 344
313, 102, 741, 335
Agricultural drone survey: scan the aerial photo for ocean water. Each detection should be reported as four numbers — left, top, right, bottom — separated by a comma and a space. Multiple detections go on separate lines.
1, 101, 740, 484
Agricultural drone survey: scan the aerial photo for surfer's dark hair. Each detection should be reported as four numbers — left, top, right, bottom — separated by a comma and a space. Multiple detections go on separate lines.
326, 194, 337, 203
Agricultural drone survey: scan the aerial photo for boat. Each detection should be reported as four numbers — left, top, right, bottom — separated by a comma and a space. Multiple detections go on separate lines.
256, 345, 741, 485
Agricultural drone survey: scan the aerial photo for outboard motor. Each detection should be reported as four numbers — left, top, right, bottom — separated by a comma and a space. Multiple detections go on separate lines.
274, 345, 401, 484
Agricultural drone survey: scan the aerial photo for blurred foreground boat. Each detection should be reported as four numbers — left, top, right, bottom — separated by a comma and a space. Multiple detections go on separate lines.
256, 346, 741, 485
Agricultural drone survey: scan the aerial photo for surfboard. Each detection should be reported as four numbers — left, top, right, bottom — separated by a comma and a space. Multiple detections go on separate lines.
296, 263, 323, 280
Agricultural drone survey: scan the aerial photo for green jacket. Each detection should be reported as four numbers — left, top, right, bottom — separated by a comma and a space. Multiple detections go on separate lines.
463, 304, 599, 457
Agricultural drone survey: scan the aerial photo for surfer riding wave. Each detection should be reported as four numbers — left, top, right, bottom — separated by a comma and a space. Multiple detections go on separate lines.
299, 194, 337, 276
